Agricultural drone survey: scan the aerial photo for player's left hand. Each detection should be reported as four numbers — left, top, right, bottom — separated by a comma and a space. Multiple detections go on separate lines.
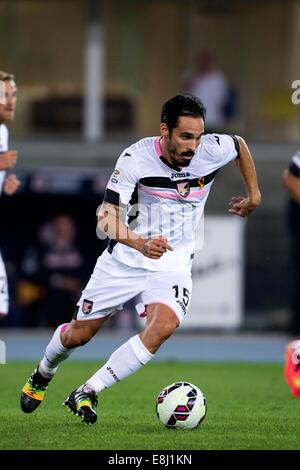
3, 173, 21, 195
228, 195, 260, 217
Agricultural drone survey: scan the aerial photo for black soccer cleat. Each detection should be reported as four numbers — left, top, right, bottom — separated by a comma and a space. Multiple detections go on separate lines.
21, 368, 50, 413
63, 388, 98, 424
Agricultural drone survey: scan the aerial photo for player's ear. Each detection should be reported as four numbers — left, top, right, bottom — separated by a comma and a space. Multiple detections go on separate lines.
160, 123, 169, 138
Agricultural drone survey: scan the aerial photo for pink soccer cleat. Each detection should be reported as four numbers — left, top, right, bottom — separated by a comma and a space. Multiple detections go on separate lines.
284, 340, 300, 397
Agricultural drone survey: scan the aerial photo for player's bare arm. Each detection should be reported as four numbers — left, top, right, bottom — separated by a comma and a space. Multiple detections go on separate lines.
0, 150, 18, 170
281, 169, 300, 203
97, 201, 173, 259
3, 173, 20, 195
228, 136, 261, 217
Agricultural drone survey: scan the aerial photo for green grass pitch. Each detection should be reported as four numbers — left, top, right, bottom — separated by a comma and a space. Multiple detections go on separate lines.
0, 361, 299, 450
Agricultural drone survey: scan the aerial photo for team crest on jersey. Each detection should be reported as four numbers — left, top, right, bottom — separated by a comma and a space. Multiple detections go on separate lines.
176, 181, 190, 198
82, 299, 93, 315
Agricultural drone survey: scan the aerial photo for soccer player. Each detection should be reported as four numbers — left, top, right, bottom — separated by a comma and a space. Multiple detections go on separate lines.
0, 71, 20, 319
282, 151, 300, 396
21, 94, 261, 423
282, 150, 300, 204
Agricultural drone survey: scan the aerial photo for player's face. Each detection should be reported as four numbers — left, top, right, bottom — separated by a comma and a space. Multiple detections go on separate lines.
162, 116, 205, 167
0, 80, 17, 123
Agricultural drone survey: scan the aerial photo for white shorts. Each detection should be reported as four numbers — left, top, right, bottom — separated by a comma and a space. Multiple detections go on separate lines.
75, 250, 192, 324
0, 252, 9, 315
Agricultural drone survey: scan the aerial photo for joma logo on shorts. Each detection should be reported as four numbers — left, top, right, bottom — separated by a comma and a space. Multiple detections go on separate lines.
176, 299, 187, 315
107, 366, 120, 382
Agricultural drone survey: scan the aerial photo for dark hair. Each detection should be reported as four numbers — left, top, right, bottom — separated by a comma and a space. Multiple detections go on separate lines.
161, 94, 206, 132
0, 70, 15, 81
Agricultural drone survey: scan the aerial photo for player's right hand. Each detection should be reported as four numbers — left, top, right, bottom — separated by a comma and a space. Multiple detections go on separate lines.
140, 237, 173, 259
0, 150, 18, 170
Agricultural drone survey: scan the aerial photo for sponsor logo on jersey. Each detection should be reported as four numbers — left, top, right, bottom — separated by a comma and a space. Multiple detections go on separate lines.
176, 181, 190, 198
113, 168, 120, 176
171, 172, 190, 179
82, 299, 93, 315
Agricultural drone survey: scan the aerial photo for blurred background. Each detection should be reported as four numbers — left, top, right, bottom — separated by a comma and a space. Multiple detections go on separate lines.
0, 0, 300, 339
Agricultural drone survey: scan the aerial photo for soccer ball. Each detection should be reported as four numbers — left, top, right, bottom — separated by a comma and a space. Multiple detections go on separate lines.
156, 381, 207, 430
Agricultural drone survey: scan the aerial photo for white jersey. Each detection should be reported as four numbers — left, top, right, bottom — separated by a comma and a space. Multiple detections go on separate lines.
0, 124, 9, 314
0, 123, 9, 196
104, 133, 239, 271
289, 150, 300, 178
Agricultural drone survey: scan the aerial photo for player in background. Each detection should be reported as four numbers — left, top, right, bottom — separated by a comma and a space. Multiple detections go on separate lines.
282, 152, 300, 396
21, 94, 261, 423
282, 151, 300, 203
0, 71, 20, 319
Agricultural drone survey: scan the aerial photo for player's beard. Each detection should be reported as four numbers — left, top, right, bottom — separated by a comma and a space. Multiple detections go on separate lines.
178, 155, 193, 167
168, 142, 194, 168
172, 151, 194, 167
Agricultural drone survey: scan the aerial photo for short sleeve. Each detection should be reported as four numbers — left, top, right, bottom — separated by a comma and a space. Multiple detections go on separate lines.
216, 134, 239, 166
289, 151, 300, 178
105, 149, 140, 205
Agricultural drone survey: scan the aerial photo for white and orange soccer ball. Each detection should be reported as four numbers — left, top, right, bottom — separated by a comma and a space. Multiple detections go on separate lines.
156, 381, 207, 430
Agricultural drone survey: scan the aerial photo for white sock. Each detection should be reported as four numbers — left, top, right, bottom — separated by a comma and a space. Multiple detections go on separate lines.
83, 334, 154, 393
39, 323, 74, 378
